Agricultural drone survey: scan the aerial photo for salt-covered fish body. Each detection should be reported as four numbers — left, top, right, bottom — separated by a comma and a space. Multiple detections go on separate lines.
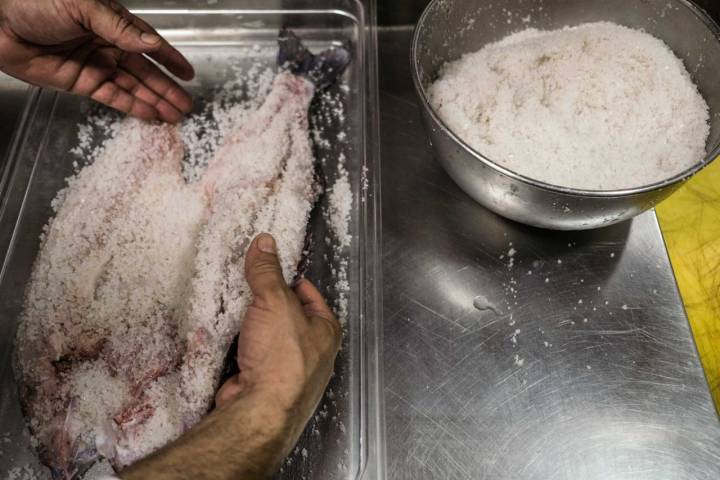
180, 71, 318, 426
179, 29, 351, 428
14, 121, 200, 479
15, 29, 351, 479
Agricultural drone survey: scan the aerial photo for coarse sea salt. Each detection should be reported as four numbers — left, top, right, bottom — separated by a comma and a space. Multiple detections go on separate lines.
428, 22, 710, 190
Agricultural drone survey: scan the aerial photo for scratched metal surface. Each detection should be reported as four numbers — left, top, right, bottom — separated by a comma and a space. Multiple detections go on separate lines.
379, 27, 720, 479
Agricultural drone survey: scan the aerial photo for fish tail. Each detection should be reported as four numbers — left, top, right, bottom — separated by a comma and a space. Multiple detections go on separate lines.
277, 28, 352, 89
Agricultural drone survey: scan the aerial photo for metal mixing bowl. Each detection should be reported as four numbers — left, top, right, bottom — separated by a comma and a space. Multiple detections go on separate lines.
411, 0, 720, 230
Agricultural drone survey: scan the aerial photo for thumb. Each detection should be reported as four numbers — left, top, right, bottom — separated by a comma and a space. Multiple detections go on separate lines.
78, 0, 164, 53
245, 233, 290, 308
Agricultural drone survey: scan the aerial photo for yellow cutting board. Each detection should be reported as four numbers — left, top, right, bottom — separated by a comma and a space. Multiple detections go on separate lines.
657, 158, 720, 412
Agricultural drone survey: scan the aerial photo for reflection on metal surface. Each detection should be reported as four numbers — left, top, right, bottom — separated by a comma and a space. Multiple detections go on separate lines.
380, 27, 720, 480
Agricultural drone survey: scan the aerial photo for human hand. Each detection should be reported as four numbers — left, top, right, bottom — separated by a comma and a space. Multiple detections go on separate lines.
121, 234, 341, 480
216, 233, 342, 421
0, 0, 194, 122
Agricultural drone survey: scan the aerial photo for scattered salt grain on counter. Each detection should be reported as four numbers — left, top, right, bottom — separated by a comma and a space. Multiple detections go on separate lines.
428, 22, 710, 190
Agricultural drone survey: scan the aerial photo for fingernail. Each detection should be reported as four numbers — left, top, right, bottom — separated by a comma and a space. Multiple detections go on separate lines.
140, 32, 161, 45
257, 234, 276, 254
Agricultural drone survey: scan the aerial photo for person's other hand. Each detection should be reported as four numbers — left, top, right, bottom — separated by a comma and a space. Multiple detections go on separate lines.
0, 0, 194, 122
216, 233, 342, 425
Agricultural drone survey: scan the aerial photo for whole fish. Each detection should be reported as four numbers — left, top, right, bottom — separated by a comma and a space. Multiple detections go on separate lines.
14, 29, 350, 479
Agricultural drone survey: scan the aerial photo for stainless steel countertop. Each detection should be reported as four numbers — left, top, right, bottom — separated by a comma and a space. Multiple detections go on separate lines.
378, 27, 720, 480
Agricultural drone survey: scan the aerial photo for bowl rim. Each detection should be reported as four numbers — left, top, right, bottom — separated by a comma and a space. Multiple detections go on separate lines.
410, 0, 720, 198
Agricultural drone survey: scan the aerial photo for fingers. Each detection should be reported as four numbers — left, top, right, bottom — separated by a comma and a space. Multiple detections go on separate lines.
78, 0, 195, 81
90, 80, 158, 120
295, 280, 342, 351
294, 280, 335, 321
244, 234, 291, 309
121, 54, 193, 116
64, 47, 158, 121
117, 5, 195, 80
78, 0, 161, 53
113, 69, 184, 123
244, 234, 340, 352
64, 46, 182, 122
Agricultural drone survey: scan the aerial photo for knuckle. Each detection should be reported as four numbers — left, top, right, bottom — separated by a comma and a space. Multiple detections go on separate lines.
98, 84, 120, 105
112, 14, 133, 39
253, 260, 283, 276
253, 284, 291, 311
313, 316, 342, 353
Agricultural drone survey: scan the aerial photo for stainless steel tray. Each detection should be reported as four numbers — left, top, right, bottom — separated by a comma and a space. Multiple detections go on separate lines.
0, 3, 383, 480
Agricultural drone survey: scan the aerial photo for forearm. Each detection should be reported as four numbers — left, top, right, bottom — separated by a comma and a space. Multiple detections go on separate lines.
120, 387, 305, 480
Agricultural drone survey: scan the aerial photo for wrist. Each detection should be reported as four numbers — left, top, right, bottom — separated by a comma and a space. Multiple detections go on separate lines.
121, 384, 302, 480
224, 380, 302, 442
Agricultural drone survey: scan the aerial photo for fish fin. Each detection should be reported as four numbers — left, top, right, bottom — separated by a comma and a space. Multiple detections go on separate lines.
277, 28, 352, 90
